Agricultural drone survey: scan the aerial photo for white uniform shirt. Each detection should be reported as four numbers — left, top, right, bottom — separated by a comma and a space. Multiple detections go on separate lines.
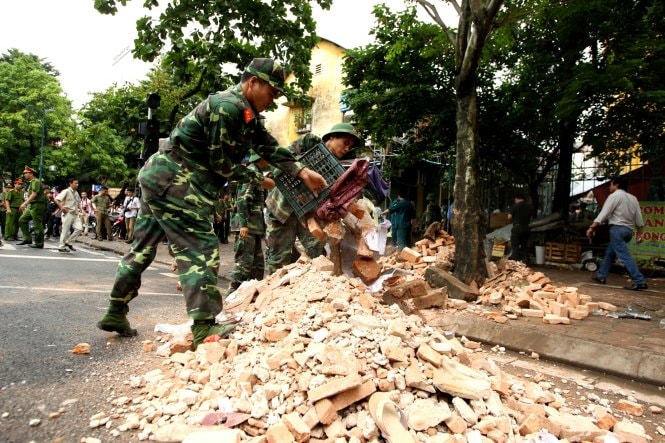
55, 187, 81, 212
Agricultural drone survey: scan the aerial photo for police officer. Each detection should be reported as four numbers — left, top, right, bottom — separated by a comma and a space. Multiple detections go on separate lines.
18, 166, 46, 248
265, 122, 362, 274
420, 192, 442, 231
97, 58, 327, 348
227, 151, 268, 296
4, 179, 24, 241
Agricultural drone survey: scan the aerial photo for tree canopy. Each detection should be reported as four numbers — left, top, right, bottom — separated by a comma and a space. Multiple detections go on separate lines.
93, 0, 333, 98
0, 49, 73, 182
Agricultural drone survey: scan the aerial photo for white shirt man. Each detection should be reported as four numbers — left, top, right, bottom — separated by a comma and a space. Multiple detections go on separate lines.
55, 178, 83, 252
123, 189, 140, 243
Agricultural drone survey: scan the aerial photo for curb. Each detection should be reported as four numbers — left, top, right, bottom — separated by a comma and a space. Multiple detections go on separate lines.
427, 311, 665, 386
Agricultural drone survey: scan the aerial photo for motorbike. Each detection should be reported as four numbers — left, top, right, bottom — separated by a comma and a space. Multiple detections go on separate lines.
109, 210, 126, 240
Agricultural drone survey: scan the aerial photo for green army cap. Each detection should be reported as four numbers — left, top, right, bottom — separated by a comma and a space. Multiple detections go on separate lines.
23, 165, 37, 175
244, 58, 286, 94
426, 193, 436, 201
322, 122, 363, 148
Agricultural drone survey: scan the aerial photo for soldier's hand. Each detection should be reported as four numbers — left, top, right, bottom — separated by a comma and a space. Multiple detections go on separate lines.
298, 167, 327, 196
261, 176, 275, 190
240, 227, 249, 238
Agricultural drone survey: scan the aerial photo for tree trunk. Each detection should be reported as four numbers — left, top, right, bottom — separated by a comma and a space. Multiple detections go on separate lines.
551, 120, 577, 218
452, 89, 487, 286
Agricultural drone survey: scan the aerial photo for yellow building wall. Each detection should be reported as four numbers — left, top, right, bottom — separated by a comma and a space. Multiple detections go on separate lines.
264, 39, 347, 146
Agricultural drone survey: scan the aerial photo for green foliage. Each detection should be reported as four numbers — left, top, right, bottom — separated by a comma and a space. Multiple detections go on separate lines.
343, 5, 457, 168
94, 0, 333, 95
0, 49, 74, 181
44, 122, 130, 184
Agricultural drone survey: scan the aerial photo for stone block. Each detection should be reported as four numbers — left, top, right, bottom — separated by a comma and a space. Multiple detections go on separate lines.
424, 267, 479, 301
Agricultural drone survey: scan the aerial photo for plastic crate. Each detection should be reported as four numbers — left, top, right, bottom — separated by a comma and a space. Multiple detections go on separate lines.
275, 143, 345, 219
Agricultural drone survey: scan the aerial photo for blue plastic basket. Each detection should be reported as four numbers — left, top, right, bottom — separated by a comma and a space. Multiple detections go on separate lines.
275, 143, 345, 219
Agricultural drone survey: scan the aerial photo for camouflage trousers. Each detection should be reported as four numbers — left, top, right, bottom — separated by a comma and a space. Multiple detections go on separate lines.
19, 203, 45, 246
265, 212, 323, 275
108, 151, 223, 321
229, 232, 265, 286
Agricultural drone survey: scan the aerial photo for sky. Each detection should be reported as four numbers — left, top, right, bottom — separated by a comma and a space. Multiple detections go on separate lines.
0, 0, 443, 109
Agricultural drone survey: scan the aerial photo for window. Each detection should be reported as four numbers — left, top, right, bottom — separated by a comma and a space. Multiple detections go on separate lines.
315, 64, 322, 75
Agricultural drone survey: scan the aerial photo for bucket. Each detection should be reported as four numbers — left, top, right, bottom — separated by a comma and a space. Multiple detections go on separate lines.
535, 245, 545, 265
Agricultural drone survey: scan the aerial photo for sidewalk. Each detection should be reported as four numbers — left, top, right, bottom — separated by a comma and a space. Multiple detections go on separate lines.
76, 235, 665, 385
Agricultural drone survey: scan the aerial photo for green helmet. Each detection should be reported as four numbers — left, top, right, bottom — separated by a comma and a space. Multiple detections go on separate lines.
244, 58, 286, 93
322, 123, 363, 148
426, 193, 436, 202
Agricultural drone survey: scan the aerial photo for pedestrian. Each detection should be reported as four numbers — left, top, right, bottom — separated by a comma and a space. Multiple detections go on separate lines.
4, 179, 23, 241
220, 193, 233, 244
382, 189, 416, 251
227, 151, 268, 296
446, 199, 455, 233
55, 178, 83, 252
420, 192, 442, 232
44, 190, 59, 239
79, 191, 93, 236
586, 176, 648, 290
96, 57, 327, 348
91, 186, 113, 241
507, 192, 533, 263
265, 122, 362, 274
0, 183, 7, 244
123, 188, 140, 243
17, 166, 47, 248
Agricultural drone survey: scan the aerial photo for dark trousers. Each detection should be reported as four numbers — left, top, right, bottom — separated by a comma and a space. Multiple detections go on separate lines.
511, 227, 530, 262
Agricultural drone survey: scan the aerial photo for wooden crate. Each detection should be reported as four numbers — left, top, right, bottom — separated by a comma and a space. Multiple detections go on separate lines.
545, 242, 582, 263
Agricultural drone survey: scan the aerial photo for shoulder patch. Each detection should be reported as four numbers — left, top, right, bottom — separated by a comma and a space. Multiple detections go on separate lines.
244, 108, 253, 124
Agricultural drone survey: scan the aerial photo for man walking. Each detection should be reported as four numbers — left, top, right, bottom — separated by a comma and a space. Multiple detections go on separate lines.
18, 166, 46, 248
587, 176, 648, 290
3, 180, 23, 241
96, 58, 327, 348
55, 178, 83, 252
383, 189, 416, 251
91, 186, 113, 241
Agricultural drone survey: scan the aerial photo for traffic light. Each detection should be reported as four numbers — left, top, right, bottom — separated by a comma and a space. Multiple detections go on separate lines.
144, 118, 160, 154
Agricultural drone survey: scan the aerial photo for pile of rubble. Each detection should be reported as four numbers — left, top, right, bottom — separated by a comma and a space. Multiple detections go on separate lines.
377, 228, 618, 326
93, 256, 655, 443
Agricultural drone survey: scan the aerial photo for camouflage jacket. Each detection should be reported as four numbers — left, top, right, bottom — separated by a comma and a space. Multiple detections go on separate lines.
231, 163, 266, 235
169, 84, 304, 199
265, 133, 322, 224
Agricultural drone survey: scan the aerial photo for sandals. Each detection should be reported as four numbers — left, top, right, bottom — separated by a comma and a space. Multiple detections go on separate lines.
368, 392, 415, 443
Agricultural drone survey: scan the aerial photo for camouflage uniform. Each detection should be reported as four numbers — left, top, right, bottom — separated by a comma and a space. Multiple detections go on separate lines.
98, 66, 304, 345
4, 186, 24, 240
265, 133, 325, 274
229, 162, 266, 293
18, 177, 46, 246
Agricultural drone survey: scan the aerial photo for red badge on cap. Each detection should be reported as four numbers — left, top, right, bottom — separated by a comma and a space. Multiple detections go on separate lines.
244, 108, 253, 124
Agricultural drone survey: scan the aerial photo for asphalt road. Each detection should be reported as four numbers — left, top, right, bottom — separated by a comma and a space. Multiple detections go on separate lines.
0, 240, 187, 443
1, 241, 663, 442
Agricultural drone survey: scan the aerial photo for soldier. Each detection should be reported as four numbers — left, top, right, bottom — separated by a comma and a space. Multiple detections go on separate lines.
265, 122, 362, 274
96, 58, 327, 348
4, 179, 24, 241
227, 151, 268, 296
0, 183, 6, 244
91, 186, 113, 241
17, 166, 47, 248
